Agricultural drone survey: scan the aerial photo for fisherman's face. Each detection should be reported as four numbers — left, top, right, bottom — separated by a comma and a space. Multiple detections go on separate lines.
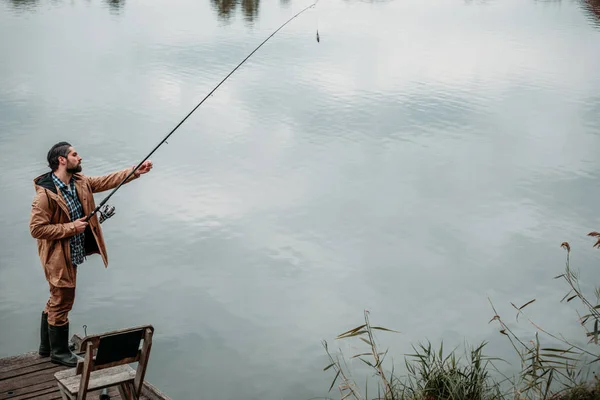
63, 147, 82, 174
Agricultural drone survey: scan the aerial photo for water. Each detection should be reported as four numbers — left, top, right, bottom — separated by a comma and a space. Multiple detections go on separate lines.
1, 0, 599, 398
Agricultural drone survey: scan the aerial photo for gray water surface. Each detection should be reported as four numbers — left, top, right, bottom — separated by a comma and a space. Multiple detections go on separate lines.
1, 0, 600, 398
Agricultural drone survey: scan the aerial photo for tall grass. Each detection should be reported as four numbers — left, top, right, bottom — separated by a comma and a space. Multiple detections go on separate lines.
322, 232, 600, 400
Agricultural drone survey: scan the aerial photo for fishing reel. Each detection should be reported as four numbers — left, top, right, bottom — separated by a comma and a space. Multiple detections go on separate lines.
98, 204, 116, 224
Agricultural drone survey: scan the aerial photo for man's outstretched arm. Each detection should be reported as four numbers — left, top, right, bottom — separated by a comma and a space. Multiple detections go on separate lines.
87, 160, 153, 193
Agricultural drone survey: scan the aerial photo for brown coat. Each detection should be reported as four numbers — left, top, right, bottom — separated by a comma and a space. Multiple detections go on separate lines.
30, 168, 139, 288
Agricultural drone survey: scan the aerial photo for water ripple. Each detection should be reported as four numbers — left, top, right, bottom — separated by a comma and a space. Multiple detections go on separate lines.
2, 0, 600, 398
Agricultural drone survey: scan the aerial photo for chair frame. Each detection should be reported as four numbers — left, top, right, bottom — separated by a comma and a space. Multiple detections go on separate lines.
55, 325, 154, 400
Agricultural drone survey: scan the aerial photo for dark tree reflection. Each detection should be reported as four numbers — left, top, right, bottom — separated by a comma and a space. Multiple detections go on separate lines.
583, 0, 600, 23
105, 0, 125, 14
5, 0, 38, 10
211, 0, 260, 23
5, 0, 127, 14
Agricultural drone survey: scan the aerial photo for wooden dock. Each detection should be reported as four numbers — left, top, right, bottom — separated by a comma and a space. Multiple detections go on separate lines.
0, 349, 170, 400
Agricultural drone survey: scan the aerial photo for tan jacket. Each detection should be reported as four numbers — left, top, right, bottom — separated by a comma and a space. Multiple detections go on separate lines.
30, 168, 139, 288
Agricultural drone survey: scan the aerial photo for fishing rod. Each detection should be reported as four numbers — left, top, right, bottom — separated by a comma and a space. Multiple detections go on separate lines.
85, 1, 319, 222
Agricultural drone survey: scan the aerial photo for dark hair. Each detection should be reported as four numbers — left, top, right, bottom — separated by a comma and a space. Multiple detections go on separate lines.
47, 142, 72, 171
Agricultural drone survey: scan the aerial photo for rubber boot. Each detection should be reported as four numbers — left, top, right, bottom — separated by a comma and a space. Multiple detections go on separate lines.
48, 323, 79, 367
38, 312, 51, 357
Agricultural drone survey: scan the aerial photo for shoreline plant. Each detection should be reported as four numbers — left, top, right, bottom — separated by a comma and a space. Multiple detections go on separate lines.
322, 232, 600, 400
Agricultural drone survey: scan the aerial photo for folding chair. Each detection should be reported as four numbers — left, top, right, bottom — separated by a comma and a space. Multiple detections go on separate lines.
54, 325, 154, 400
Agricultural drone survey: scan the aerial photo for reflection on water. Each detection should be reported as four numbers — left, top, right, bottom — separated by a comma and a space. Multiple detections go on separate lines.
583, 0, 600, 23
5, 0, 38, 10
105, 0, 125, 14
2, 0, 599, 27
4, 0, 125, 13
6, 0, 591, 27
210, 0, 260, 23
1, 0, 600, 399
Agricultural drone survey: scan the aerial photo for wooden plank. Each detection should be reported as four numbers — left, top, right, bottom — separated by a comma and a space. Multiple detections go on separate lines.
56, 365, 135, 394
13, 390, 63, 400
75, 353, 140, 375
0, 352, 44, 369
56, 364, 134, 381
0, 364, 64, 392
0, 358, 50, 375
141, 381, 172, 400
0, 359, 61, 381
0, 379, 56, 400
8, 386, 58, 400
9, 386, 126, 400
133, 328, 152, 397
54, 367, 78, 380
76, 343, 93, 400
6, 386, 127, 400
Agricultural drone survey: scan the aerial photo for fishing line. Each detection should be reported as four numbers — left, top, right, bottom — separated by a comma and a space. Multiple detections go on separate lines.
315, 0, 320, 42
85, 1, 319, 222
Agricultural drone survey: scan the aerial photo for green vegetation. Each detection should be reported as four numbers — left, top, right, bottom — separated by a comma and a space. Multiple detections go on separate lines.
322, 233, 600, 400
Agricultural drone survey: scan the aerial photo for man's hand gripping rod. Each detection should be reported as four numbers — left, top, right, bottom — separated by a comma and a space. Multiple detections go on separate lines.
83, 158, 148, 222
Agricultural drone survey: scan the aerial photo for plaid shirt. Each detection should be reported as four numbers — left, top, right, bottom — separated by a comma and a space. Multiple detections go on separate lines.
52, 173, 86, 266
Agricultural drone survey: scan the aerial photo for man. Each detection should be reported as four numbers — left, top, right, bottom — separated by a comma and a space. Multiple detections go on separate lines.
29, 142, 153, 367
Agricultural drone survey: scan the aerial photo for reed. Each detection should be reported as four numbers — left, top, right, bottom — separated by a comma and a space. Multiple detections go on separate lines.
322, 232, 600, 400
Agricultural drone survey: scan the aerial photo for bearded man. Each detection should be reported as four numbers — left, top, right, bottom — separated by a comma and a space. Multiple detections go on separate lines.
29, 141, 153, 366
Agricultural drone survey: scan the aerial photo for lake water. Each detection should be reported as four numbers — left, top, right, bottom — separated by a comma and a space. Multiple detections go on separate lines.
1, 0, 600, 398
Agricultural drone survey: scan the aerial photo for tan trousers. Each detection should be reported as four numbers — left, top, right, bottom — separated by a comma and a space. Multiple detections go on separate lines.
44, 267, 77, 326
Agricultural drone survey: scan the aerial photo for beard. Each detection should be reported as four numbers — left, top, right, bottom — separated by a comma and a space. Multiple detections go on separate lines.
67, 163, 82, 174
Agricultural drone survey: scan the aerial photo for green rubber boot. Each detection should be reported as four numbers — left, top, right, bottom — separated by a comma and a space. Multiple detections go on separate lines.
48, 323, 79, 367
38, 312, 50, 357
